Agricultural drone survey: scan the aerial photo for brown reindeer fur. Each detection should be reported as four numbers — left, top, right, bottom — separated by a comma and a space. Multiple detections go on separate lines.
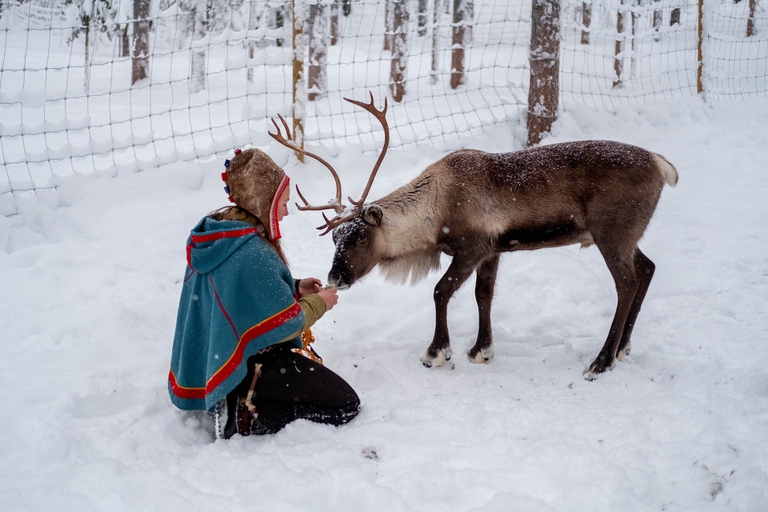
328, 140, 677, 379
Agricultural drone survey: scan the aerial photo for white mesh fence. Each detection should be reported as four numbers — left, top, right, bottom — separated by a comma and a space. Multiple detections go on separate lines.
0, 0, 766, 213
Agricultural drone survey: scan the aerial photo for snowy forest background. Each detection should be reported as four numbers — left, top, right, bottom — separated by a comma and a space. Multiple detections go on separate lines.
2, 1, 768, 511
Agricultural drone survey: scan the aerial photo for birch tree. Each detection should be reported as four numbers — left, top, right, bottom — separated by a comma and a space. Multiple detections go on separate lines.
390, 0, 408, 101
307, 0, 329, 101
65, 0, 115, 93
132, 0, 151, 84
188, 0, 209, 93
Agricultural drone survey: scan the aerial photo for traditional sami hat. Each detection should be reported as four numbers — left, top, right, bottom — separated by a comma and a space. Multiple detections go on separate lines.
222, 148, 290, 241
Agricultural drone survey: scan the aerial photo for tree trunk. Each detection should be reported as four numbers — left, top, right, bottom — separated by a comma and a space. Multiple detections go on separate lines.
418, 0, 428, 36
652, 0, 662, 41
331, 0, 339, 46
121, 24, 130, 58
451, 0, 473, 89
527, 0, 560, 147
431, 0, 441, 84
271, 4, 286, 47
670, 7, 680, 26
747, 0, 756, 37
630, 7, 637, 78
132, 0, 151, 85
247, 1, 259, 82
189, 0, 208, 94
613, 0, 626, 88
84, 18, 91, 94
581, 2, 591, 44
308, 2, 329, 101
465, 1, 474, 44
292, 0, 306, 161
383, 0, 394, 52
390, 0, 408, 102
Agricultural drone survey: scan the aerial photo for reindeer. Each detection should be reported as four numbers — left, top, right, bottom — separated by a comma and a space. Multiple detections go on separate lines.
269, 94, 678, 380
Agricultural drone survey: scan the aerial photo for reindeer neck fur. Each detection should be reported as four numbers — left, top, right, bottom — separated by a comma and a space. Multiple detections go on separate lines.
372, 170, 445, 285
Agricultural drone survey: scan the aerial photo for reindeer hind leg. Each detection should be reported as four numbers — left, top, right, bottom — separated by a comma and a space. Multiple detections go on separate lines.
585, 242, 640, 380
467, 254, 500, 364
616, 249, 655, 361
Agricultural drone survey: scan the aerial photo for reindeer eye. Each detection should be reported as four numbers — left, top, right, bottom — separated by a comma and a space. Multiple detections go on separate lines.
357, 231, 368, 243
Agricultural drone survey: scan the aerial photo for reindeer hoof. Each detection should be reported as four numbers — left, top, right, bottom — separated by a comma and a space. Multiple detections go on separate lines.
468, 346, 494, 364
616, 343, 632, 362
420, 347, 452, 368
583, 358, 616, 381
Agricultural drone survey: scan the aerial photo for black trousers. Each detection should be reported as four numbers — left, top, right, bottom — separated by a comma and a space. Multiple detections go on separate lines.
224, 343, 360, 437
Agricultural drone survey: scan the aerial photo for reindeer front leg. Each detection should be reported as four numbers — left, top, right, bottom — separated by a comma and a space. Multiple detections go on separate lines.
421, 252, 483, 368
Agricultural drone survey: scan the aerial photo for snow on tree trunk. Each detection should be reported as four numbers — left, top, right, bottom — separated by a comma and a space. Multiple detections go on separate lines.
84, 16, 91, 94
120, 24, 129, 58
390, 0, 408, 102
614, 0, 626, 88
269, 3, 286, 47
581, 1, 591, 45
747, 0, 757, 37
418, 0, 428, 37
527, 0, 560, 147
383, 0, 393, 53
247, 0, 260, 83
652, 0, 662, 41
308, 1, 329, 101
292, 0, 307, 159
451, 0, 474, 89
431, 0, 440, 84
189, 0, 208, 94
331, 0, 339, 46
132, 0, 151, 86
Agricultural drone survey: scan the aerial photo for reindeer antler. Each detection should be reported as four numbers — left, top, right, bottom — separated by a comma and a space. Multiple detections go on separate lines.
268, 114, 345, 218
268, 92, 390, 235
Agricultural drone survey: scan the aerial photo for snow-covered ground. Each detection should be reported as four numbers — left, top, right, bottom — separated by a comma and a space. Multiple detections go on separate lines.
1, 96, 767, 511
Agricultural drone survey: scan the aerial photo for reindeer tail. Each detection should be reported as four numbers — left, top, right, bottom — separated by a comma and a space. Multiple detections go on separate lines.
653, 154, 679, 187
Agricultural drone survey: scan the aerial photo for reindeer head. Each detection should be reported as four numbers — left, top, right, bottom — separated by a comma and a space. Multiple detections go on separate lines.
268, 93, 390, 288
326, 204, 385, 289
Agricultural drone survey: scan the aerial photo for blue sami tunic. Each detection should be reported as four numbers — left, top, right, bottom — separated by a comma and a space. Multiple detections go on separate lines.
168, 217, 305, 411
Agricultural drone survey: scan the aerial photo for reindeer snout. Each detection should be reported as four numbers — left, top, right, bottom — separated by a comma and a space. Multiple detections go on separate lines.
327, 275, 351, 290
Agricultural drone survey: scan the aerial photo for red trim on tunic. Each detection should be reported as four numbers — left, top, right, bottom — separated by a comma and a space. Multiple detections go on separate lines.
168, 301, 303, 400
211, 276, 239, 340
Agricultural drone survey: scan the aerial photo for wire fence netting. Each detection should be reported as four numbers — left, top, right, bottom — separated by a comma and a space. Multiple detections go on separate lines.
0, 0, 766, 213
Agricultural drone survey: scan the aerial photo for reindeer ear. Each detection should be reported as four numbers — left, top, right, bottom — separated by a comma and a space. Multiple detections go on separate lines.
362, 205, 383, 226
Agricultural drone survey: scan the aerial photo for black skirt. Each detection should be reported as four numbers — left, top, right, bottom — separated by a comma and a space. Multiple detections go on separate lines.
220, 343, 360, 438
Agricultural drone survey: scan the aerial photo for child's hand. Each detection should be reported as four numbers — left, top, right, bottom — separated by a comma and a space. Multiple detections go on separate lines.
298, 277, 323, 297
317, 287, 339, 311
